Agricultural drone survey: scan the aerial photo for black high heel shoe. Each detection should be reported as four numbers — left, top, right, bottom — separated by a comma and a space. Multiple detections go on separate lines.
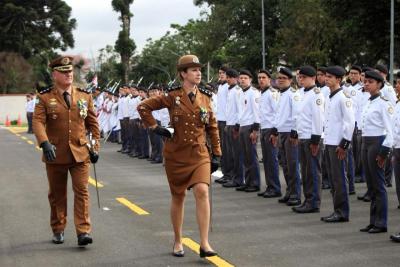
172, 243, 185, 257
199, 247, 218, 258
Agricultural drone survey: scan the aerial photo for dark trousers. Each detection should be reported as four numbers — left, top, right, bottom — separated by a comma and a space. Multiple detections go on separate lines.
138, 122, 149, 157
321, 143, 331, 187
26, 112, 33, 133
299, 139, 321, 208
325, 145, 349, 219
151, 120, 162, 161
128, 119, 135, 152
132, 119, 141, 155
239, 125, 260, 187
384, 150, 393, 186
393, 148, 400, 205
279, 132, 301, 199
346, 145, 355, 192
353, 128, 363, 178
149, 125, 156, 159
120, 118, 129, 150
225, 125, 244, 185
362, 136, 388, 228
218, 121, 228, 175
260, 128, 280, 193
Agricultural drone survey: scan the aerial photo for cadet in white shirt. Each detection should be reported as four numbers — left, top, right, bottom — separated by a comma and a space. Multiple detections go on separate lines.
270, 67, 302, 206
359, 71, 393, 234
26, 93, 36, 133
256, 69, 281, 198
127, 86, 141, 157
321, 66, 355, 223
235, 69, 261, 193
215, 67, 230, 183
117, 86, 131, 153
390, 74, 400, 243
222, 69, 245, 188
292, 66, 324, 214
147, 86, 164, 163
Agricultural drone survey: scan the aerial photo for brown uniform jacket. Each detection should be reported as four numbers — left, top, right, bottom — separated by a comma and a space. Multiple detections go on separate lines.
138, 86, 221, 160
33, 86, 100, 164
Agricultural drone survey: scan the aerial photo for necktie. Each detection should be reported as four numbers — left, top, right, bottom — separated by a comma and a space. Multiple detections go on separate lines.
188, 92, 195, 103
63, 91, 71, 109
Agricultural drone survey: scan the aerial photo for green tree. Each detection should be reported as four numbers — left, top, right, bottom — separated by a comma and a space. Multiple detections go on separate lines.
0, 52, 34, 94
112, 0, 136, 84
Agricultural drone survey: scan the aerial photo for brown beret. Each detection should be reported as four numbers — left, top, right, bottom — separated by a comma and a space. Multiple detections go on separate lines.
177, 55, 202, 71
49, 56, 74, 72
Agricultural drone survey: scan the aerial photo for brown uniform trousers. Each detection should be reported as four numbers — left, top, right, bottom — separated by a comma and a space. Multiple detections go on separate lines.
33, 86, 100, 235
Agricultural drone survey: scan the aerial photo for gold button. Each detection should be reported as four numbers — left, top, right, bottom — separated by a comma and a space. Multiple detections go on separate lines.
185, 123, 188, 125
69, 120, 72, 123
187, 114, 190, 117
192, 123, 194, 126
184, 139, 187, 141
191, 131, 193, 134
190, 139, 193, 142
69, 130, 71, 133
185, 131, 187, 133
193, 115, 195, 118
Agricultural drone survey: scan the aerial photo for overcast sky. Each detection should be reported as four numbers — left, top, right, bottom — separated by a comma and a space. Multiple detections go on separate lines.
64, 0, 207, 58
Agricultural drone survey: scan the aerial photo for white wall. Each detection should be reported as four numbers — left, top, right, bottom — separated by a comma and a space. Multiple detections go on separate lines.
0, 95, 28, 124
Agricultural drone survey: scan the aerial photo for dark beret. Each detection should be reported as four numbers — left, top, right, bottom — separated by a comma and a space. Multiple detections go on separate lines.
350, 65, 362, 73
365, 71, 384, 83
138, 87, 147, 92
317, 66, 327, 73
299, 66, 316, 77
362, 66, 374, 73
396, 71, 400, 79
326, 66, 346, 78
258, 69, 272, 78
375, 64, 388, 75
239, 69, 253, 79
219, 66, 229, 72
226, 68, 239, 78
279, 67, 293, 78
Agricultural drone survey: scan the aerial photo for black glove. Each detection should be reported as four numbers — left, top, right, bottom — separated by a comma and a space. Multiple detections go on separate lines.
153, 126, 173, 138
89, 150, 99, 163
211, 155, 220, 174
41, 141, 56, 162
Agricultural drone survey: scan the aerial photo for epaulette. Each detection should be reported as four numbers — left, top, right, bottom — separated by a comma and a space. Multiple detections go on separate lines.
381, 96, 388, 101
270, 87, 278, 93
385, 81, 392, 86
38, 87, 52, 94
343, 91, 351, 98
198, 86, 213, 97
77, 87, 91, 94
167, 84, 181, 92
314, 87, 321, 94
290, 88, 297, 93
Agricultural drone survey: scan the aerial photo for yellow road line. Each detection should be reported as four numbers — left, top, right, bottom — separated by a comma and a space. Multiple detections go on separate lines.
27, 140, 34, 145
6, 127, 28, 133
15, 134, 21, 137
116, 197, 150, 215
182, 238, 234, 267
89, 176, 104, 188
21, 136, 27, 140
35, 146, 41, 150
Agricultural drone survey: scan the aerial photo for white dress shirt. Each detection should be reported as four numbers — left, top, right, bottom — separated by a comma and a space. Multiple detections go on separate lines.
260, 86, 280, 129
159, 108, 170, 127
380, 82, 397, 106
361, 93, 393, 148
295, 86, 324, 140
226, 84, 241, 126
273, 87, 301, 133
323, 88, 355, 146
393, 101, 400, 148
238, 86, 260, 127
216, 82, 229, 121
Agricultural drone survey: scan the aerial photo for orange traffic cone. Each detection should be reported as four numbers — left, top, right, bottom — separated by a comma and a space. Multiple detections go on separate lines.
5, 115, 11, 127
17, 114, 22, 126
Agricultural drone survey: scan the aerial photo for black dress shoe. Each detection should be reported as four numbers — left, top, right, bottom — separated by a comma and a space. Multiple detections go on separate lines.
263, 191, 282, 198
236, 185, 248, 191
222, 181, 241, 188
292, 206, 320, 213
151, 160, 162, 164
121, 150, 131, 154
321, 184, 331, 190
354, 176, 364, 183
77, 233, 93, 246
322, 213, 348, 223
199, 247, 218, 258
278, 195, 290, 203
349, 190, 356, 195
320, 213, 334, 221
52, 232, 64, 244
390, 233, 400, 242
363, 195, 371, 202
215, 177, 226, 184
386, 183, 393, 188
360, 224, 374, 232
368, 226, 387, 234
286, 198, 301, 206
258, 189, 269, 197
138, 155, 149, 159
245, 186, 260, 192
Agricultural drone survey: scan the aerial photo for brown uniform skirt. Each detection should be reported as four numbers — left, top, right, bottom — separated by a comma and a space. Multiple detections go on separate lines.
164, 144, 211, 196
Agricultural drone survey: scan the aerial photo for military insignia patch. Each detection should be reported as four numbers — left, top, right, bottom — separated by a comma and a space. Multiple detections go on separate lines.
175, 96, 181, 105
314, 88, 321, 94
61, 57, 71, 65
388, 106, 394, 114
351, 90, 356, 96
294, 95, 300, 101
51, 114, 58, 120
345, 101, 352, 108
316, 99, 322, 105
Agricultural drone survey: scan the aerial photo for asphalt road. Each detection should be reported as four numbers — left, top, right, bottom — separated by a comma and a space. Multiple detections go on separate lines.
2, 126, 400, 267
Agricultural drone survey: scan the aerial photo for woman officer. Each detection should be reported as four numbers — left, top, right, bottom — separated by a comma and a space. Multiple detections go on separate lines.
138, 55, 221, 257
359, 71, 394, 234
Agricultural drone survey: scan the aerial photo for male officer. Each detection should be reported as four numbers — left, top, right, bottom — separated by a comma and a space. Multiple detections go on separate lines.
235, 69, 261, 192
222, 68, 245, 188
257, 69, 281, 198
321, 66, 355, 223
33, 56, 100, 246
292, 66, 324, 213
26, 93, 35, 133
270, 67, 302, 206
215, 66, 230, 183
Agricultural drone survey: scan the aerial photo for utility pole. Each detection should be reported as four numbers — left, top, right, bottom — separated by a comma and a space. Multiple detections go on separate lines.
261, 0, 266, 69
390, 0, 394, 84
